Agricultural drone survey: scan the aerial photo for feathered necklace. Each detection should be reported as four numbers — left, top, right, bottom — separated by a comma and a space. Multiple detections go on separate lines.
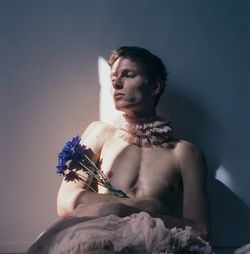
113, 115, 173, 148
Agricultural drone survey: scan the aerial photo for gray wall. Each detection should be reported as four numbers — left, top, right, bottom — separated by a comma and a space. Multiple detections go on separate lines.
0, 0, 249, 252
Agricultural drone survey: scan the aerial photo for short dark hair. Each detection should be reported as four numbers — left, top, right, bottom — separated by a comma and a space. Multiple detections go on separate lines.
108, 46, 168, 105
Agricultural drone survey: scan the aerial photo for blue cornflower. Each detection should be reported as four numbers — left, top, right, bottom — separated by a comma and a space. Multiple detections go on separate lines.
56, 135, 86, 175
56, 135, 128, 198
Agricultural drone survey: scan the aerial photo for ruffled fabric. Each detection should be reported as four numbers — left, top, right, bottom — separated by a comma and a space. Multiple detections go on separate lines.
114, 115, 173, 148
27, 212, 214, 254
234, 243, 250, 254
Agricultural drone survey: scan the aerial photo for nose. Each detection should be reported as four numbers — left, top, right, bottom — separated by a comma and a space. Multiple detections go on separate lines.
112, 77, 123, 89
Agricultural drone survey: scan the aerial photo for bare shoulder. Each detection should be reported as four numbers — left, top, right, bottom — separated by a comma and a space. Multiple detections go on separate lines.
81, 121, 115, 138
80, 121, 115, 156
173, 140, 206, 174
174, 140, 203, 158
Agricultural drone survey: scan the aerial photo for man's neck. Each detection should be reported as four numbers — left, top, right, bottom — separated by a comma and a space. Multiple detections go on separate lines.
122, 109, 157, 123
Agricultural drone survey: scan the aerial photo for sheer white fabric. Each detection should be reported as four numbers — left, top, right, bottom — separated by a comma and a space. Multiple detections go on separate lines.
28, 212, 213, 254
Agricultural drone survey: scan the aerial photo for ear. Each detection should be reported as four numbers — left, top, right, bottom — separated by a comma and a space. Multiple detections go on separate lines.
152, 78, 162, 96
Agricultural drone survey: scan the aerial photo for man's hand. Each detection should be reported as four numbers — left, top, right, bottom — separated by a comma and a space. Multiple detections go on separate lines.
70, 191, 169, 219
131, 199, 167, 214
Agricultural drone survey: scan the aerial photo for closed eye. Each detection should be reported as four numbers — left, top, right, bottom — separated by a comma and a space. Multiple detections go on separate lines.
125, 72, 136, 78
110, 69, 140, 81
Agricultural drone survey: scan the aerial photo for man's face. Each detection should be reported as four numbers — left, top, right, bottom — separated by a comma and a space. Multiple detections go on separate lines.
110, 57, 153, 114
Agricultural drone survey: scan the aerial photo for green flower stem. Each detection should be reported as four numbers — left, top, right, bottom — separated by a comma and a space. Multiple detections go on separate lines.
77, 159, 128, 198
77, 161, 107, 187
83, 154, 108, 181
78, 174, 97, 193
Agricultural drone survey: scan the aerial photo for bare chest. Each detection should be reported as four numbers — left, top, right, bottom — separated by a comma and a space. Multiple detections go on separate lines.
98, 135, 181, 203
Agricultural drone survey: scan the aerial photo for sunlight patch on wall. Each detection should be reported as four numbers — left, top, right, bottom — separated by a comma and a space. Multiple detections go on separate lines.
98, 56, 122, 123
215, 165, 233, 190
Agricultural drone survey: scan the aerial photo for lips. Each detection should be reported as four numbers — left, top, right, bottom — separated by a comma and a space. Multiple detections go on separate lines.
114, 92, 124, 99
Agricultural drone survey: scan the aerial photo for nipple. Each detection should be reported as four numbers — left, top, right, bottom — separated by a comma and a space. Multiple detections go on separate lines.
107, 170, 113, 178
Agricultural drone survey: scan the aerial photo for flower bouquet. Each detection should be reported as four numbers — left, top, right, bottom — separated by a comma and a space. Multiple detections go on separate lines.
56, 135, 128, 198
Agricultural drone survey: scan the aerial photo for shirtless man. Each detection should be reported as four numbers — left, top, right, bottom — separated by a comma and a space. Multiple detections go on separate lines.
57, 47, 210, 246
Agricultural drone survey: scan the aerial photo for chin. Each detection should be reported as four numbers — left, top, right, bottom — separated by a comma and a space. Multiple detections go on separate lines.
115, 106, 140, 117
115, 101, 142, 114
115, 103, 129, 112
115, 106, 127, 114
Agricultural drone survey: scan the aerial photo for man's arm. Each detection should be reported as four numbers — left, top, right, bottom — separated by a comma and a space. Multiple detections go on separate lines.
69, 190, 209, 238
173, 140, 210, 237
57, 121, 111, 217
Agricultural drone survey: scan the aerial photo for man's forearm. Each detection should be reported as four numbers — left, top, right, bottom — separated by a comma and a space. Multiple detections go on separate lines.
75, 191, 124, 205
74, 191, 208, 238
75, 191, 163, 213
70, 191, 141, 218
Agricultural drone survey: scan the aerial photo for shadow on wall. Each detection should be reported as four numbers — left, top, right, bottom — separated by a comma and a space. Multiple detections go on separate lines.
158, 86, 249, 248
